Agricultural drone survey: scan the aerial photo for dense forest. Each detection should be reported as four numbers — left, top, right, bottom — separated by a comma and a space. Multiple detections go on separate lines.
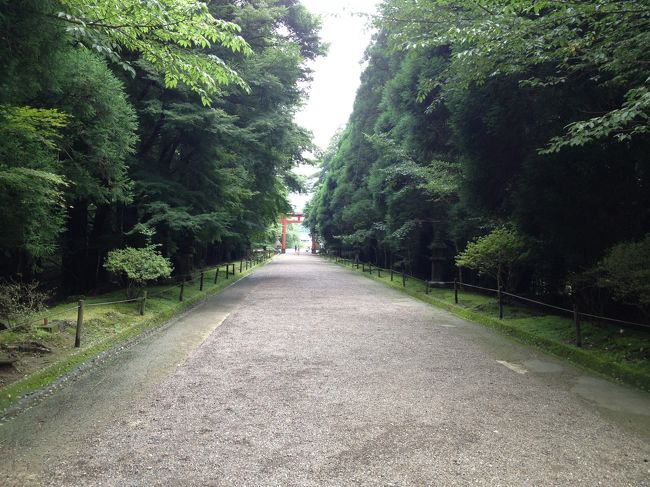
0, 0, 323, 296
306, 0, 650, 318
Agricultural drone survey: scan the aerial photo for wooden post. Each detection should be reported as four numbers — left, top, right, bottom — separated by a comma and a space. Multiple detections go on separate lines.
43, 317, 48, 327
240, 260, 243, 273
362, 263, 365, 272
573, 303, 582, 348
74, 299, 84, 348
390, 268, 394, 281
179, 281, 185, 301
200, 271, 204, 291
226, 264, 230, 279
232, 263, 236, 275
214, 267, 219, 284
139, 291, 147, 316
498, 285, 503, 319
426, 281, 430, 295
377, 267, 381, 278
401, 263, 406, 287
369, 263, 373, 275
454, 279, 458, 304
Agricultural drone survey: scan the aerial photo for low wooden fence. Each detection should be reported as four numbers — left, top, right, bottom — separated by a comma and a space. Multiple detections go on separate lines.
1, 250, 275, 348
324, 253, 650, 347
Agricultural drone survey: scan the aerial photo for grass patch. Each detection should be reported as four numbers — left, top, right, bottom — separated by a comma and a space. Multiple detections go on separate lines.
0, 258, 270, 413
328, 257, 650, 392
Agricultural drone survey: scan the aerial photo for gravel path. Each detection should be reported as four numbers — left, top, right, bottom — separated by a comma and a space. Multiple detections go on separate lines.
1, 254, 650, 486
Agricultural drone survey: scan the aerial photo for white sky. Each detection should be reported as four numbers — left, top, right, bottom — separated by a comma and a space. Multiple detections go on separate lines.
295, 0, 379, 150
290, 0, 379, 214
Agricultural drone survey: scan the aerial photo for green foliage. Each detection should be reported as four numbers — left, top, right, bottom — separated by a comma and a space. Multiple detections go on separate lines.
0, 105, 68, 149
57, 0, 252, 105
307, 1, 649, 320
376, 0, 650, 150
0, 0, 323, 295
104, 245, 173, 296
124, 0, 322, 269
307, 35, 457, 271
592, 234, 650, 315
455, 227, 528, 289
0, 168, 67, 260
369, 134, 460, 203
0, 104, 69, 263
52, 49, 138, 204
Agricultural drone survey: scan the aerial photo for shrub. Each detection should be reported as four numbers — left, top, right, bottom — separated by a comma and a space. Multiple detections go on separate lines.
0, 280, 48, 330
104, 245, 173, 297
593, 233, 650, 316
455, 227, 528, 291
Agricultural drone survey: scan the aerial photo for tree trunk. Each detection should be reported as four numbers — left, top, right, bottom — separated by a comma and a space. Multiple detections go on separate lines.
87, 203, 113, 289
62, 200, 89, 293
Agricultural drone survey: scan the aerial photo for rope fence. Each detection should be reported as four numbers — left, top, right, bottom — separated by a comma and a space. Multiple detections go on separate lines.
324, 252, 650, 346
332, 255, 417, 287
0, 251, 275, 349
85, 298, 140, 307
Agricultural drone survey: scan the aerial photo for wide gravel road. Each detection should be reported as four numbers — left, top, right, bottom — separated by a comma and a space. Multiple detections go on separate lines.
2, 254, 650, 486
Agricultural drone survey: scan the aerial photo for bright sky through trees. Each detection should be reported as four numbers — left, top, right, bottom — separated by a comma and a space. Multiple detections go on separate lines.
295, 0, 379, 150
291, 0, 379, 212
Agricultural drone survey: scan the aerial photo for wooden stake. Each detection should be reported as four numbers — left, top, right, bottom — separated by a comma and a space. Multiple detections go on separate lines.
139, 291, 147, 316
74, 300, 84, 348
498, 285, 503, 319
574, 303, 582, 348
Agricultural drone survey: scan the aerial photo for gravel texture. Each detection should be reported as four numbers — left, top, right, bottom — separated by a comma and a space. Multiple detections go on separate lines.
1, 254, 649, 486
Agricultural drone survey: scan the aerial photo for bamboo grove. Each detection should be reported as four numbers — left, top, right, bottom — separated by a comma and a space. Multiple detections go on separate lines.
0, 0, 323, 294
305, 1, 650, 318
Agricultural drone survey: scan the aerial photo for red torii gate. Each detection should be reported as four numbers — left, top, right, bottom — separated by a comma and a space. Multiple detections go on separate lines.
279, 214, 318, 254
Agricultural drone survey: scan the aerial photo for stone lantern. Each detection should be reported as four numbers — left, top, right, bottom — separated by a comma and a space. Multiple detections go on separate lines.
430, 231, 447, 283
